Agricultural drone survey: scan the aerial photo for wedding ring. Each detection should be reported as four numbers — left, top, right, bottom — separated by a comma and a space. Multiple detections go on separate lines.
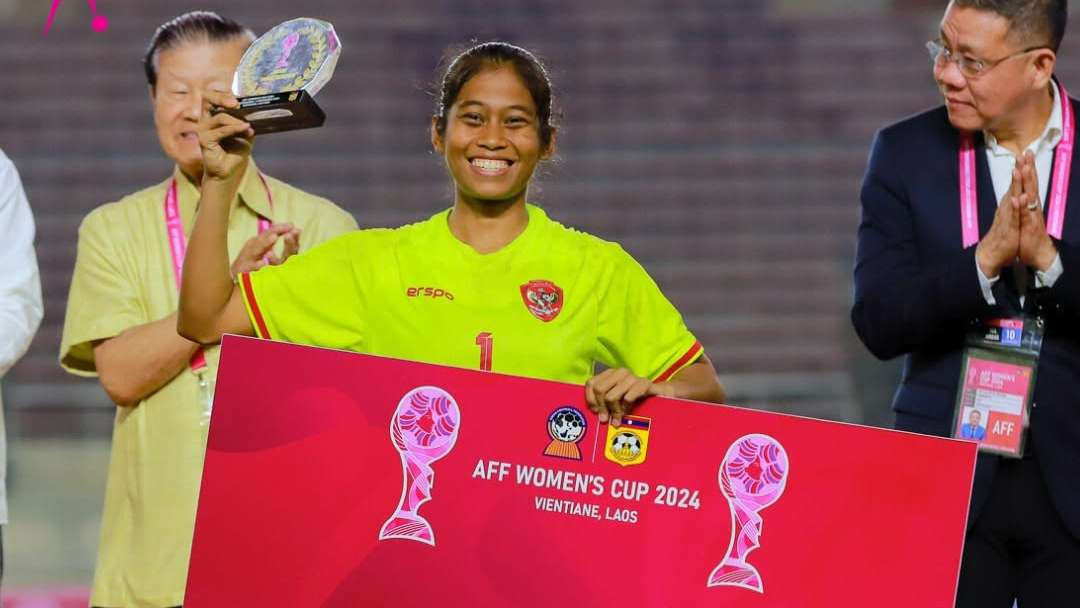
1027, 201, 1040, 211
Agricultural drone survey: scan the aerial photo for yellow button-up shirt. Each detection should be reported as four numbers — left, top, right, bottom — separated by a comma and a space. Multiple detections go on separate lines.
60, 161, 357, 607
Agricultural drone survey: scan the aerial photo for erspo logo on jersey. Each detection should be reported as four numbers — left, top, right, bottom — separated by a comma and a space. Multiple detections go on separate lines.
406, 287, 455, 301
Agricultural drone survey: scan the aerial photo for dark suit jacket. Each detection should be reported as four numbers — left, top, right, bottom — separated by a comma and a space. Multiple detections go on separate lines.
852, 100, 1080, 538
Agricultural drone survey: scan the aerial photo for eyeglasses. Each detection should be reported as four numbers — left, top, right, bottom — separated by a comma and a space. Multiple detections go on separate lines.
926, 40, 1045, 80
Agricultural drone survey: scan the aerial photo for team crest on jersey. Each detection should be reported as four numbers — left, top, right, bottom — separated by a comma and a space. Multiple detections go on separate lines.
520, 280, 563, 322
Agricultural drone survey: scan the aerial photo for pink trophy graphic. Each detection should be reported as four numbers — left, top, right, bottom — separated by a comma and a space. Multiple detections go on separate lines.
707, 433, 789, 593
275, 32, 301, 68
378, 386, 461, 546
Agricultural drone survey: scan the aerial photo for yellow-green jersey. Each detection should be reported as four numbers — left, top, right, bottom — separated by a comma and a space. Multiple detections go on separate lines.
239, 204, 702, 384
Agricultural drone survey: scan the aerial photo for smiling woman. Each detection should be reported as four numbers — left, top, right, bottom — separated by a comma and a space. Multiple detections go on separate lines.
177, 41, 727, 426
431, 44, 556, 253
432, 44, 555, 212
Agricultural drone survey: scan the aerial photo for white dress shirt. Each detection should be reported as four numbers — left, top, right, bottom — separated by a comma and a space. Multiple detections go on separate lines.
0, 148, 44, 524
977, 83, 1066, 305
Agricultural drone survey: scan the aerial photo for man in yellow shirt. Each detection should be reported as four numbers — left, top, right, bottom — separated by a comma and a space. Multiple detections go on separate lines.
58, 12, 356, 607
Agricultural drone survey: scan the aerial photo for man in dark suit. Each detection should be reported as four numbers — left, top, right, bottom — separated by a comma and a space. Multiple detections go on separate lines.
852, 1, 1080, 606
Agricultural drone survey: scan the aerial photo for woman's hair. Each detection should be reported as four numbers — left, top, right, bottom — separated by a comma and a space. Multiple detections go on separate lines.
433, 42, 557, 150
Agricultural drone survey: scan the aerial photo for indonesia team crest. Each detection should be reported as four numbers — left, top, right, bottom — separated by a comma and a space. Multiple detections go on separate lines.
520, 280, 564, 322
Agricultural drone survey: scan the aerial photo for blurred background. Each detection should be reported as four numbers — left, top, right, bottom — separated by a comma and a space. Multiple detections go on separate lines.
3, 0, 1072, 599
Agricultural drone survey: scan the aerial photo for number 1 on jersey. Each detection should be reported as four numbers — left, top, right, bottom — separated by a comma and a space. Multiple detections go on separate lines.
475, 332, 493, 371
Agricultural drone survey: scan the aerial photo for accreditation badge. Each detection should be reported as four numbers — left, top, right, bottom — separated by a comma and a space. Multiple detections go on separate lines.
952, 317, 1043, 458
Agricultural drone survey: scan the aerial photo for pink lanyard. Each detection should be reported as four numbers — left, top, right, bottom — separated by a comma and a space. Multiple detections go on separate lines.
960, 80, 1074, 248
165, 175, 272, 372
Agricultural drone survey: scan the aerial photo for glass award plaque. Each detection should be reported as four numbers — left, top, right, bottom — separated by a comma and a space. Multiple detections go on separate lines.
220, 18, 341, 134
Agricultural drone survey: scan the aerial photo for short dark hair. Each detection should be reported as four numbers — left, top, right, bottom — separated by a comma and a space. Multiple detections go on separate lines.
433, 42, 557, 152
144, 11, 254, 92
951, 0, 1068, 52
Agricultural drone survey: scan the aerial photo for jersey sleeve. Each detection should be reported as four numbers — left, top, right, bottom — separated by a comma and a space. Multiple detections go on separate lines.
594, 243, 703, 382
238, 232, 367, 351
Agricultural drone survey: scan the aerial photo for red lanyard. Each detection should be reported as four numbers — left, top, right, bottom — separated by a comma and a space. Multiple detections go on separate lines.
165, 174, 272, 372
959, 80, 1074, 248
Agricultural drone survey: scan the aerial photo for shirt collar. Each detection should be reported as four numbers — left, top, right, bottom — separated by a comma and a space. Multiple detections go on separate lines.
984, 82, 1064, 158
171, 159, 273, 223
437, 203, 544, 260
